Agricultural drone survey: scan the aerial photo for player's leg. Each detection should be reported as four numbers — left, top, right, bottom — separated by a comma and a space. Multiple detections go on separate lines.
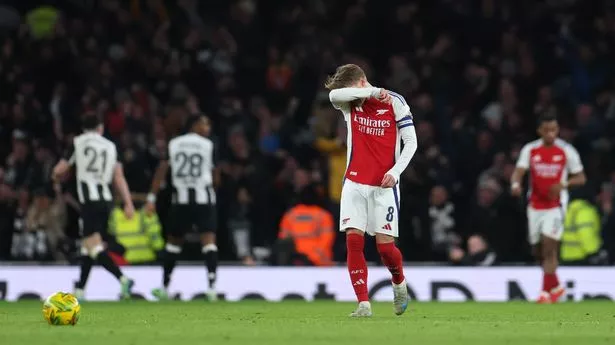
340, 180, 371, 317
540, 208, 565, 303
81, 204, 134, 299
153, 205, 186, 300
532, 242, 543, 265
200, 232, 218, 300
541, 235, 562, 301
152, 234, 184, 300
528, 207, 550, 303
199, 204, 219, 301
82, 232, 134, 299
346, 229, 371, 317
372, 185, 408, 315
74, 244, 93, 300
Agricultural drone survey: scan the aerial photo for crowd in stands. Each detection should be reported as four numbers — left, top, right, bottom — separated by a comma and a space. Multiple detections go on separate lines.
0, 0, 614, 265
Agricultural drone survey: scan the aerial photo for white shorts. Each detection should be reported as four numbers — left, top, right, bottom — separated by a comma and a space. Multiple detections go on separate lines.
339, 179, 400, 237
527, 206, 565, 245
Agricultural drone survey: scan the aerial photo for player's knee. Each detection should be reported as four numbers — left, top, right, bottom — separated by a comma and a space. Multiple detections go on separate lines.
201, 232, 216, 245
541, 243, 557, 260
346, 228, 364, 236
346, 230, 364, 252
375, 233, 395, 245
88, 244, 104, 259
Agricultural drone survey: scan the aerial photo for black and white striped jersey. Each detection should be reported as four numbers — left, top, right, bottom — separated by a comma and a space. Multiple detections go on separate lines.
65, 132, 117, 204
167, 133, 216, 205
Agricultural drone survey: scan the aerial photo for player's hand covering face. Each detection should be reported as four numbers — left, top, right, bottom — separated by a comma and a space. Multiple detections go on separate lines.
376, 89, 392, 104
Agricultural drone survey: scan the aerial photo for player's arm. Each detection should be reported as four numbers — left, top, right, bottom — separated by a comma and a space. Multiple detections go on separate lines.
381, 96, 418, 187
145, 147, 170, 213
564, 145, 586, 187
565, 171, 587, 187
550, 145, 586, 198
328, 87, 382, 109
148, 159, 170, 199
113, 162, 135, 219
510, 145, 530, 197
52, 144, 75, 182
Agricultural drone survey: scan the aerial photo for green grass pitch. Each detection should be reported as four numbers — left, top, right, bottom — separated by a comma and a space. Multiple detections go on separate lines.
1, 301, 615, 345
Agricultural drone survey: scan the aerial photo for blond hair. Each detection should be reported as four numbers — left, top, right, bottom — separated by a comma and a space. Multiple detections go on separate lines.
324, 64, 366, 90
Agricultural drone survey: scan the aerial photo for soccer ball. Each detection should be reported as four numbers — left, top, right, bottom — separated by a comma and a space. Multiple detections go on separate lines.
42, 292, 81, 326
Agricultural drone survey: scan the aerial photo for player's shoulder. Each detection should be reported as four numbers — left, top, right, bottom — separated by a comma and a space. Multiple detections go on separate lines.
387, 90, 411, 118
74, 132, 115, 148
554, 138, 574, 149
521, 139, 543, 151
387, 90, 408, 106
171, 133, 212, 146
554, 138, 580, 155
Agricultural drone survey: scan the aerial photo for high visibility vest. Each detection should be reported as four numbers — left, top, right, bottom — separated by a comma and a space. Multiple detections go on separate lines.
26, 6, 58, 39
314, 138, 346, 203
561, 200, 601, 262
279, 204, 335, 266
108, 208, 164, 264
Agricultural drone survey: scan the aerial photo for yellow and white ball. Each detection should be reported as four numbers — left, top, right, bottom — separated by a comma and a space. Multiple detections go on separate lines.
42, 292, 81, 326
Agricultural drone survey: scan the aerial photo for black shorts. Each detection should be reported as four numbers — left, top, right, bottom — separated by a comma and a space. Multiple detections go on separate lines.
80, 202, 112, 237
168, 203, 217, 236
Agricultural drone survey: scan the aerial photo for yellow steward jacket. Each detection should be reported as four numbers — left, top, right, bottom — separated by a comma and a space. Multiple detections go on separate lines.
108, 208, 164, 264
314, 138, 346, 203
561, 200, 601, 262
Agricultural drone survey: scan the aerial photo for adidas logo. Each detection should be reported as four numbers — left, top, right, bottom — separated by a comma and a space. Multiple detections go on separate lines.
382, 224, 392, 230
353, 279, 365, 286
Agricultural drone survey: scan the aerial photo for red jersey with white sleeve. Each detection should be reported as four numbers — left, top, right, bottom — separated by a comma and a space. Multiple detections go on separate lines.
516, 138, 583, 209
329, 87, 417, 186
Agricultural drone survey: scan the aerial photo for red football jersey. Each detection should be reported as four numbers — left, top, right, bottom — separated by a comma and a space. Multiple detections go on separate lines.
332, 91, 412, 186
516, 139, 583, 209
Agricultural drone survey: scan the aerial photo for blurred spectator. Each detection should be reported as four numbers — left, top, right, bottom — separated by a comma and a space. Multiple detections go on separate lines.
450, 235, 497, 266
599, 178, 615, 262
561, 198, 608, 265
12, 185, 65, 261
0, 0, 614, 263
228, 186, 256, 265
274, 184, 334, 266
466, 178, 522, 261
427, 185, 460, 261
108, 205, 163, 264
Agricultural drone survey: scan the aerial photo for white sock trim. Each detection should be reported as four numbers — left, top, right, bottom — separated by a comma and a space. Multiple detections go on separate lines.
89, 244, 104, 259
392, 279, 407, 287
202, 244, 218, 253
165, 243, 182, 254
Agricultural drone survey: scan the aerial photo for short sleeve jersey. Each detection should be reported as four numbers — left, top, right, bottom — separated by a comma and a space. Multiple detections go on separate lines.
516, 138, 583, 209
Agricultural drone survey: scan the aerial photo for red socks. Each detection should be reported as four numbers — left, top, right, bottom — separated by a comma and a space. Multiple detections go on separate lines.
377, 242, 405, 285
543, 272, 559, 292
346, 233, 369, 302
347, 235, 406, 302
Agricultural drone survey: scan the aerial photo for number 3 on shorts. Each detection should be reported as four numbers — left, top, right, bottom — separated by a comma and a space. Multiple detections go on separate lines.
386, 206, 394, 222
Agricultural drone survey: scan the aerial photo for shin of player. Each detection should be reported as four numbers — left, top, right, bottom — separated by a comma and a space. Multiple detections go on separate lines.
53, 114, 136, 300
326, 64, 418, 316
147, 115, 219, 301
511, 114, 586, 303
